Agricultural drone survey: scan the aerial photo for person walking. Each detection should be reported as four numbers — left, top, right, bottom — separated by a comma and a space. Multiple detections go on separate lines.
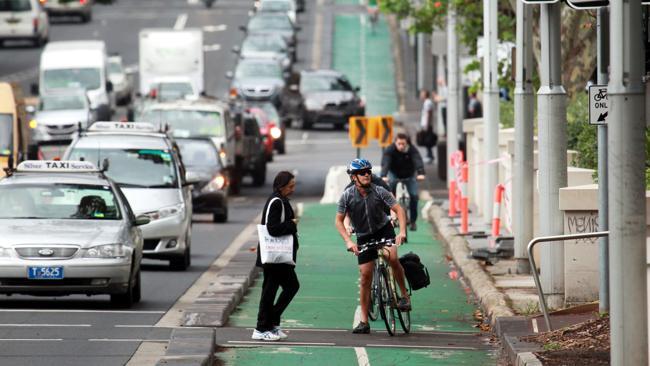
419, 89, 435, 164
253, 171, 300, 341
467, 91, 483, 118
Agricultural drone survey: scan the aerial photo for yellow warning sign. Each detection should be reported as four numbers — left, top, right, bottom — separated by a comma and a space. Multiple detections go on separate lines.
378, 116, 393, 147
348, 116, 369, 148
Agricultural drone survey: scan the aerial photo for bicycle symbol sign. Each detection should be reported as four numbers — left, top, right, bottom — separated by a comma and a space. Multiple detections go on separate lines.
588, 84, 609, 125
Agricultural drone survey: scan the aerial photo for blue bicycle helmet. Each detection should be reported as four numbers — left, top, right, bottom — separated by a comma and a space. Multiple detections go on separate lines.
347, 158, 372, 174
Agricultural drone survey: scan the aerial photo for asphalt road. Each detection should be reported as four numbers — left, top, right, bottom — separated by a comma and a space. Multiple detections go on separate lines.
0, 0, 368, 364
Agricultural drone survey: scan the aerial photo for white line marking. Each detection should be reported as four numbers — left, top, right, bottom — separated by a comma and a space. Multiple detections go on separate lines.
203, 44, 221, 52
203, 24, 227, 32
0, 309, 165, 314
532, 318, 539, 334
173, 13, 188, 30
187, 0, 199, 4
228, 341, 336, 346
0, 324, 91, 327
366, 344, 478, 350
0, 339, 63, 342
242, 327, 348, 333
115, 325, 207, 329
353, 305, 362, 328
89, 339, 169, 342
355, 347, 370, 366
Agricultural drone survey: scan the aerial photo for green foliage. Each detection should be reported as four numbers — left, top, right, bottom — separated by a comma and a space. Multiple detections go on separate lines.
566, 92, 597, 170
543, 342, 562, 352
500, 100, 514, 129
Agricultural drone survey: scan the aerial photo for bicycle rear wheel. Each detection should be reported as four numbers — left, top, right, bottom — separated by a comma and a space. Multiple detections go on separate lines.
368, 267, 379, 321
395, 279, 411, 333
377, 267, 396, 335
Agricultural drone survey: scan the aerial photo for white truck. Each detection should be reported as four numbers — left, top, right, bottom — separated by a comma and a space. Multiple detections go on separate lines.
138, 28, 204, 96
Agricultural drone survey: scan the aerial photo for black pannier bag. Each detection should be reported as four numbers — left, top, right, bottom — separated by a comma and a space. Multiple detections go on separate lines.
399, 251, 431, 291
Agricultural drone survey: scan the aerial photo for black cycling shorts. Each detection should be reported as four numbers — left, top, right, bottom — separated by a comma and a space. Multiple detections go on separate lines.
356, 224, 396, 265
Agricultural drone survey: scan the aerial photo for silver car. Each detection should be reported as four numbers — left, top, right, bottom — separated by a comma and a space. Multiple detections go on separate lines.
42, 0, 93, 23
0, 160, 147, 306
108, 55, 133, 106
30, 89, 95, 145
64, 122, 195, 270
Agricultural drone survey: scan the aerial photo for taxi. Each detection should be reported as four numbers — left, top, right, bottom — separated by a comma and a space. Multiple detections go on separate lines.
0, 160, 148, 307
64, 122, 196, 270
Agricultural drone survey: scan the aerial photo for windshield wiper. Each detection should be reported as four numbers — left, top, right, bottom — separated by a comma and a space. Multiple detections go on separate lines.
117, 183, 150, 188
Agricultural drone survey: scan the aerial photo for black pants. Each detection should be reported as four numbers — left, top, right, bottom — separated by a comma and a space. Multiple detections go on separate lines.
256, 265, 300, 332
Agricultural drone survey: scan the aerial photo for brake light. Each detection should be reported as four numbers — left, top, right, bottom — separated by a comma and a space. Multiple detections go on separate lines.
229, 88, 238, 99
80, 0, 87, 4
39, 0, 46, 4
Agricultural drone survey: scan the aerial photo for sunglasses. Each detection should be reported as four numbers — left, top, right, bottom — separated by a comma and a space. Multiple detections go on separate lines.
355, 170, 372, 176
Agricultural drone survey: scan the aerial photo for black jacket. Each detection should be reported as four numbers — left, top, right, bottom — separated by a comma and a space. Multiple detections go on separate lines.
256, 192, 299, 267
380, 144, 425, 179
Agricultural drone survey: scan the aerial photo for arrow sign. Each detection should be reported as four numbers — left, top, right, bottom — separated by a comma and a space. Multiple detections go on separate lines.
588, 84, 608, 125
378, 116, 393, 147
348, 116, 369, 148
355, 119, 366, 145
597, 111, 608, 123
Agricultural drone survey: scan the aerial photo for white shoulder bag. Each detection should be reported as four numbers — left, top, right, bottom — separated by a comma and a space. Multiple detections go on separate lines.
257, 197, 295, 265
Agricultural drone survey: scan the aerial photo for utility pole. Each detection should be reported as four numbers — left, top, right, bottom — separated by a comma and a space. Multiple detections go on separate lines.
608, 1, 647, 364
537, 2, 567, 309
482, 0, 499, 225
596, 6, 609, 314
513, 0, 534, 274
446, 3, 459, 186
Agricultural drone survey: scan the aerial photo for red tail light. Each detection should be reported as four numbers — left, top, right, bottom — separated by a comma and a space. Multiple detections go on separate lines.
80, 0, 87, 4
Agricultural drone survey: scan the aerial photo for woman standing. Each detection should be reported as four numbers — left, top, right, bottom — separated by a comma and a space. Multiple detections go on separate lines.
253, 171, 300, 341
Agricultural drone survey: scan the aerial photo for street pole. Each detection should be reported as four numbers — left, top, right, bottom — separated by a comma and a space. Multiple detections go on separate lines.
596, 6, 609, 314
537, 2, 567, 309
446, 4, 459, 187
417, 33, 425, 91
513, 0, 534, 274
482, 0, 499, 226
608, 1, 647, 364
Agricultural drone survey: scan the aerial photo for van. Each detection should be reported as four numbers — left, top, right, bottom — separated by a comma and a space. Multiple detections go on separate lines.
0, 0, 49, 48
35, 41, 114, 121
0, 82, 29, 177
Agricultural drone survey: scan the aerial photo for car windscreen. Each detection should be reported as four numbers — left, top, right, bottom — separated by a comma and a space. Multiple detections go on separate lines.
177, 139, 219, 168
157, 83, 194, 102
259, 1, 292, 12
139, 109, 225, 139
301, 75, 351, 93
248, 15, 292, 31
235, 61, 282, 79
242, 36, 285, 53
0, 114, 12, 157
67, 148, 179, 189
0, 183, 121, 220
0, 0, 31, 11
108, 61, 123, 75
43, 68, 102, 91
39, 94, 87, 111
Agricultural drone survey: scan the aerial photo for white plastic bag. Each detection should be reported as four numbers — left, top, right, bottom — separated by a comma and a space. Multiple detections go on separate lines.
257, 197, 295, 265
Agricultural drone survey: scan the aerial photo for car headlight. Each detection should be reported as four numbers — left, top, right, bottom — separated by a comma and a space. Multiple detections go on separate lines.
304, 99, 322, 110
145, 203, 185, 221
282, 58, 290, 68
201, 174, 227, 193
0, 248, 11, 258
29, 119, 38, 129
84, 244, 130, 259
270, 126, 282, 139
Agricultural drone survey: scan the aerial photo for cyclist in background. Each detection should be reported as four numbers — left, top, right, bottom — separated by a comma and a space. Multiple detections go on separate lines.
335, 158, 410, 334
381, 133, 426, 231
367, 0, 379, 28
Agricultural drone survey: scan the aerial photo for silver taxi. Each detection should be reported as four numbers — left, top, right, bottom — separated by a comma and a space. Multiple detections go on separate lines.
64, 122, 196, 270
0, 160, 148, 306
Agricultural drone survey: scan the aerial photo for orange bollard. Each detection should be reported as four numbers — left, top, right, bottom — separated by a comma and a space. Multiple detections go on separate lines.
491, 184, 505, 238
448, 150, 464, 217
460, 162, 469, 234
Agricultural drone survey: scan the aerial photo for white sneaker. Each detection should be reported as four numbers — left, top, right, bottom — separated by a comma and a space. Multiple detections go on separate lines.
273, 327, 288, 339
251, 329, 280, 341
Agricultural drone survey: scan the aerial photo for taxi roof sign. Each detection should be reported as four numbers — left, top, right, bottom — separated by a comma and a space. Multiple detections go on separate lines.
88, 122, 158, 133
16, 160, 98, 173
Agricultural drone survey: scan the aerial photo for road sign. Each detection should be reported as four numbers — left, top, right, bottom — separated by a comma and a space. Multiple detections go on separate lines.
348, 116, 368, 148
378, 116, 393, 147
589, 84, 608, 125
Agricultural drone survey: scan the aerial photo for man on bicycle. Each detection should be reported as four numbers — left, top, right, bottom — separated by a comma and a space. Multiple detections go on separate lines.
381, 133, 426, 231
335, 158, 411, 334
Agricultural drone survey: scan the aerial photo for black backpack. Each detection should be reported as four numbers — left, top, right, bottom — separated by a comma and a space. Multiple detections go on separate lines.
399, 252, 431, 291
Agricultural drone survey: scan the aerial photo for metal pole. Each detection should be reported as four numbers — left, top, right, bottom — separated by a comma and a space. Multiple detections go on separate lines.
537, 3, 567, 309
608, 1, 647, 364
596, 6, 609, 314
482, 0, 499, 225
417, 33, 425, 91
513, 0, 534, 274
446, 4, 459, 187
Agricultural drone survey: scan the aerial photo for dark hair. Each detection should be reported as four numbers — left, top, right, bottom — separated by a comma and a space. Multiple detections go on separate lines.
395, 132, 409, 141
420, 89, 430, 98
273, 171, 295, 193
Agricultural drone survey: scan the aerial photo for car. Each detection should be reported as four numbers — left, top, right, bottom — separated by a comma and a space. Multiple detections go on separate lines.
0, 160, 148, 306
244, 101, 285, 155
0, 0, 49, 48
246, 107, 274, 162
42, 0, 93, 23
228, 58, 287, 106
286, 69, 365, 130
241, 13, 298, 58
64, 122, 195, 270
146, 77, 198, 102
29, 89, 94, 146
176, 138, 228, 223
235, 33, 292, 71
108, 55, 133, 106
137, 98, 267, 193
257, 0, 297, 25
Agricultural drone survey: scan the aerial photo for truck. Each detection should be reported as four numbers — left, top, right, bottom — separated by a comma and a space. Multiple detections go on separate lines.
0, 83, 29, 177
138, 28, 204, 97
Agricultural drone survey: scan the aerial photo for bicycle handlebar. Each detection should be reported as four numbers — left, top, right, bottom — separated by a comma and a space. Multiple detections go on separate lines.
355, 238, 396, 253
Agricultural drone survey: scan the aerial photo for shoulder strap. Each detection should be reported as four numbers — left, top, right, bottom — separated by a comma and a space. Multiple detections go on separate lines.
265, 197, 285, 224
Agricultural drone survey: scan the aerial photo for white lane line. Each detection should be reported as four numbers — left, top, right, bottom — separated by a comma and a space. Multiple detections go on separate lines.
174, 13, 188, 30
367, 344, 478, 350
203, 44, 221, 52
532, 318, 539, 334
353, 305, 362, 328
115, 325, 207, 329
89, 339, 169, 342
355, 347, 371, 366
242, 327, 348, 333
0, 309, 165, 314
228, 341, 336, 346
203, 24, 227, 32
0, 324, 91, 327
0, 339, 63, 342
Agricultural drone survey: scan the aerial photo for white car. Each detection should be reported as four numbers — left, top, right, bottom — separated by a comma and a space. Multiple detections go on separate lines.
30, 89, 95, 144
0, 0, 49, 47
42, 0, 93, 23
108, 55, 133, 105
258, 0, 296, 25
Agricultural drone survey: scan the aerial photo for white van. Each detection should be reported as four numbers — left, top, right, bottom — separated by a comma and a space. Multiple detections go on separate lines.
36, 41, 114, 121
0, 0, 49, 47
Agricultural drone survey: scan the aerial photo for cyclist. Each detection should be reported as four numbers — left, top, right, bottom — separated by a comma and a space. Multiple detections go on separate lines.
335, 158, 410, 334
343, 160, 390, 235
367, 0, 379, 27
380, 133, 426, 231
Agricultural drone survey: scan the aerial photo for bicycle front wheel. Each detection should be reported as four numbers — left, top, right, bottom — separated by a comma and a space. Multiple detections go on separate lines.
377, 267, 396, 336
368, 267, 379, 321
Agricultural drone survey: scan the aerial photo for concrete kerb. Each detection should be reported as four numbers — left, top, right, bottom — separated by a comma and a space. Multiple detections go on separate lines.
426, 203, 515, 324
156, 328, 216, 366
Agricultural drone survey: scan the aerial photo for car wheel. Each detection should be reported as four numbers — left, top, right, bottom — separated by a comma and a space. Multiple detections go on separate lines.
267, 151, 273, 162
110, 268, 136, 307
229, 160, 243, 195
170, 247, 190, 271
132, 270, 141, 303
213, 207, 228, 223
277, 140, 286, 155
252, 160, 266, 187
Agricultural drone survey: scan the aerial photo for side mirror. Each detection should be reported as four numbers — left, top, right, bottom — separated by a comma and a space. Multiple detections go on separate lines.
225, 71, 234, 80
30, 83, 39, 96
134, 215, 151, 226
239, 25, 247, 32
185, 170, 201, 184
232, 45, 241, 54
106, 81, 114, 93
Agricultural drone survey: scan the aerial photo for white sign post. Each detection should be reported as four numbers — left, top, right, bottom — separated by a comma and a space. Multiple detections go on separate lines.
589, 84, 609, 125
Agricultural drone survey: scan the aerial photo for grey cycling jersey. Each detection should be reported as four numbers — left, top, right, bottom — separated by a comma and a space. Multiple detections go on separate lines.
337, 183, 396, 237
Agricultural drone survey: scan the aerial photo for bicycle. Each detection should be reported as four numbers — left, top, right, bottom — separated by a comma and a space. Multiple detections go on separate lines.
393, 178, 410, 243
359, 238, 411, 335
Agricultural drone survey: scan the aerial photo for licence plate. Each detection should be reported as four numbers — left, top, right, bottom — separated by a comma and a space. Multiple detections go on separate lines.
28, 267, 64, 280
